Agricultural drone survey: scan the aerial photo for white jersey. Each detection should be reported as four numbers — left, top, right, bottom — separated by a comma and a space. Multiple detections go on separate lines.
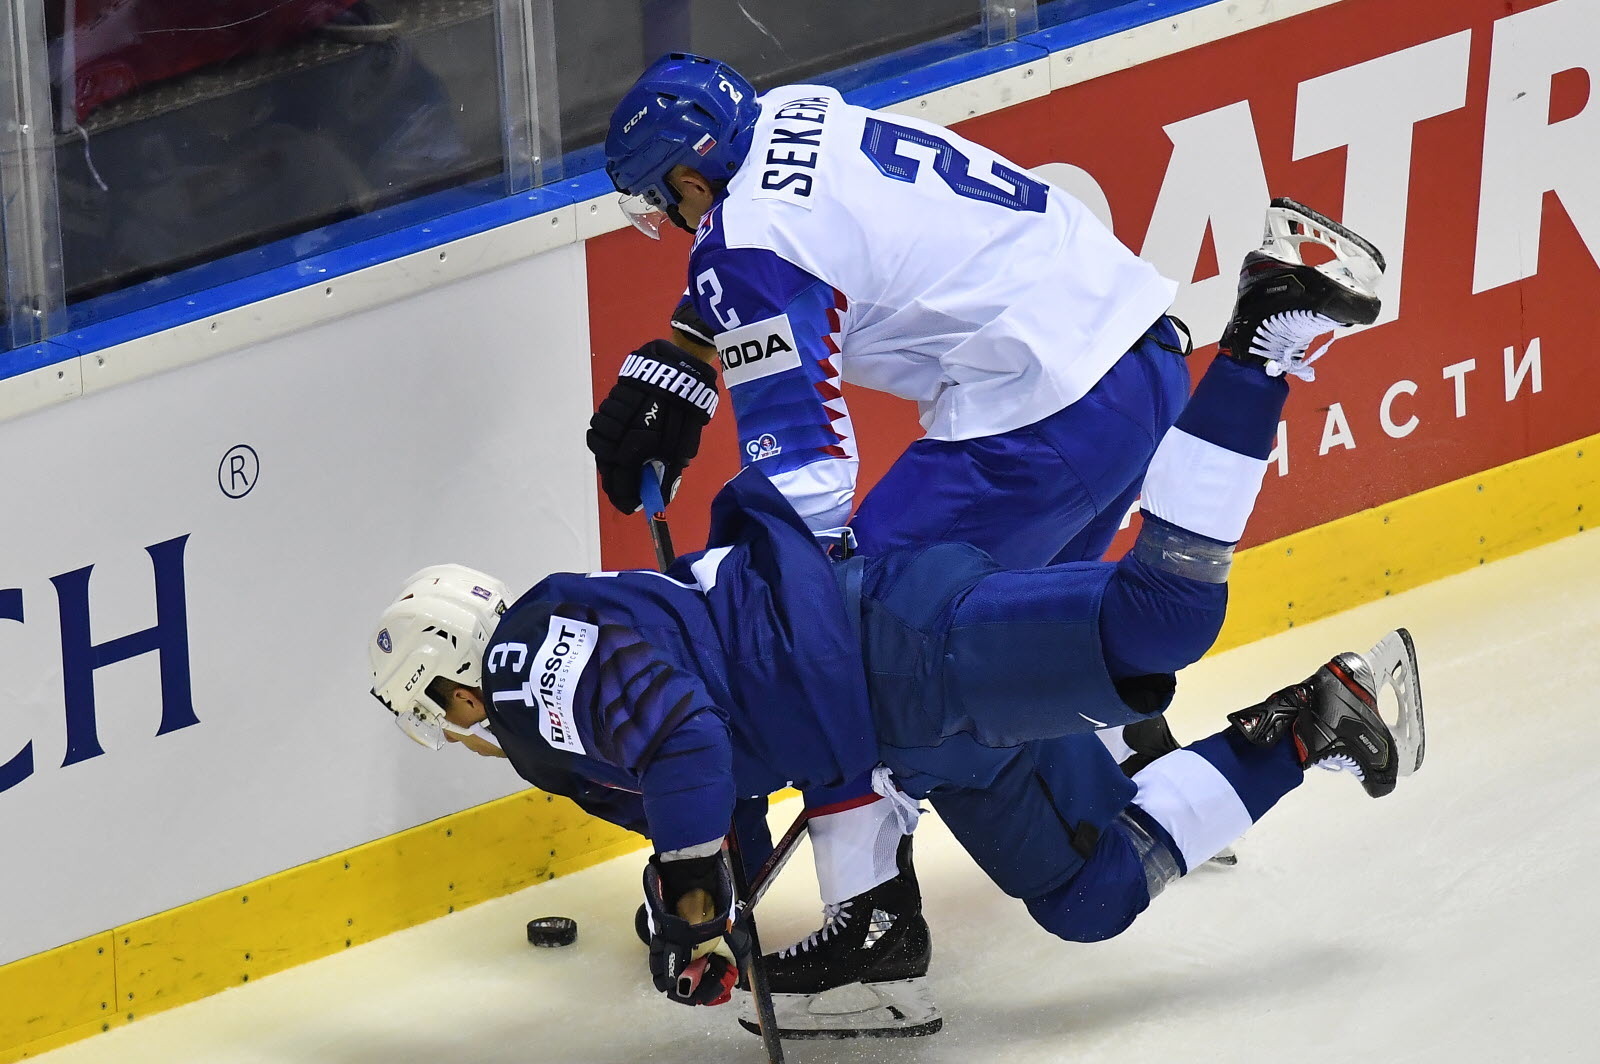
684, 84, 1177, 529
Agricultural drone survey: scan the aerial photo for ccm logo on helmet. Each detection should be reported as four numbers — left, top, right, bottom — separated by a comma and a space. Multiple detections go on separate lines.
717, 313, 802, 387
403, 663, 426, 692
622, 105, 650, 133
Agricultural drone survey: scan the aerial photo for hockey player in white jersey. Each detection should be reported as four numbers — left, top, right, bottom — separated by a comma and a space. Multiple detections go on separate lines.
586, 52, 1376, 1038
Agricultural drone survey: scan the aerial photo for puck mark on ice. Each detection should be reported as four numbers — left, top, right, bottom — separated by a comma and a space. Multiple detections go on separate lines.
218, 444, 259, 499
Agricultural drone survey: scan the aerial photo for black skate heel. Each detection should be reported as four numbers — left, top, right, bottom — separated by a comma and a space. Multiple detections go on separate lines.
1218, 198, 1386, 381
1229, 628, 1425, 798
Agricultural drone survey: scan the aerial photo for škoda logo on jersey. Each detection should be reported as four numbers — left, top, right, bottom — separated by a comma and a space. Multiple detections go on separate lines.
718, 313, 801, 387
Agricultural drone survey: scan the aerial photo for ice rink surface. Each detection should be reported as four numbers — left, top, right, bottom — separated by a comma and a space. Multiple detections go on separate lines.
39, 530, 1600, 1064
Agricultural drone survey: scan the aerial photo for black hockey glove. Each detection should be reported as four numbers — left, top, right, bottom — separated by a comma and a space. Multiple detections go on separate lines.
642, 852, 748, 1007
587, 340, 720, 515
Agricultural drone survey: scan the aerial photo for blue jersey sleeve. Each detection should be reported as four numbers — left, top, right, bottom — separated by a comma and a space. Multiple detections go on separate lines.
483, 603, 734, 853
563, 776, 649, 836
582, 621, 734, 851
687, 215, 858, 532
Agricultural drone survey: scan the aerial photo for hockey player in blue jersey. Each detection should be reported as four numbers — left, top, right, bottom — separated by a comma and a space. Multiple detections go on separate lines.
371, 214, 1424, 1030
583, 54, 1359, 1035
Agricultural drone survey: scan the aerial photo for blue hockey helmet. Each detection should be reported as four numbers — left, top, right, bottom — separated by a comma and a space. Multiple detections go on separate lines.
605, 53, 759, 238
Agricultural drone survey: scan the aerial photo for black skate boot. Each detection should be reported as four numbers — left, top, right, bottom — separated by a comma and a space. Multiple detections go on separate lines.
737, 835, 941, 1039
1219, 198, 1385, 381
1228, 628, 1425, 798
1119, 716, 1239, 866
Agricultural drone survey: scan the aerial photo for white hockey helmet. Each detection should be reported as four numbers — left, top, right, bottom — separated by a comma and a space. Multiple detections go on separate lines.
369, 564, 511, 749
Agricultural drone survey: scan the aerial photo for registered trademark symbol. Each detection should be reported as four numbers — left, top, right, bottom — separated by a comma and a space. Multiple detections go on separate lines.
218, 444, 259, 499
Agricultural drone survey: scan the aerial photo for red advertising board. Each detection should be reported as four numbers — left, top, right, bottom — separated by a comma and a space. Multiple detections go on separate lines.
587, 0, 1600, 570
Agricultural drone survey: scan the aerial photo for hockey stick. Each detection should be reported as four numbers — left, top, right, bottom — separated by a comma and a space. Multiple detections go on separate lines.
639, 463, 676, 572
741, 807, 812, 918
639, 466, 787, 1063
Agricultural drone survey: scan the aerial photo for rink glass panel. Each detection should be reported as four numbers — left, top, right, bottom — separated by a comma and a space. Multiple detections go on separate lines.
47, 1, 515, 310
0, 0, 1159, 348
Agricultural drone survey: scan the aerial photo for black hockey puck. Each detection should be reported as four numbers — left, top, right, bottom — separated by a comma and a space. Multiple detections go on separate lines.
526, 916, 578, 947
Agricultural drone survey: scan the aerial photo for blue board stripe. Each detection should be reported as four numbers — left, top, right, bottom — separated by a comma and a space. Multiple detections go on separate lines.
1027, 0, 1221, 51
56, 182, 582, 358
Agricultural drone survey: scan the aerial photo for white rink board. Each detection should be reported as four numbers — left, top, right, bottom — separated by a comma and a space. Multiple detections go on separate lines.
0, 242, 597, 966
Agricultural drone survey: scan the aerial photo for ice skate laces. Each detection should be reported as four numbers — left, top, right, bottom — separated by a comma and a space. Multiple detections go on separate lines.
1252, 201, 1384, 382
779, 901, 853, 958
1314, 752, 1365, 780
1251, 310, 1346, 382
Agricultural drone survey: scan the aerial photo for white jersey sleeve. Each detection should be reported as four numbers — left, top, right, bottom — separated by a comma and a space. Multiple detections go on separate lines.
687, 211, 859, 533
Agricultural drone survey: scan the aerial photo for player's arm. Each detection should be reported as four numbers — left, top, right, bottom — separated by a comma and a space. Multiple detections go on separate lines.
689, 244, 858, 534
557, 614, 744, 1007
669, 294, 720, 365
560, 618, 735, 850
563, 778, 649, 836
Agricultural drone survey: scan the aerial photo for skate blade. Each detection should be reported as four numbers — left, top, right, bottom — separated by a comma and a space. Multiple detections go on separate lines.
736, 977, 943, 1040
1362, 628, 1425, 778
1209, 846, 1239, 866
1263, 197, 1386, 304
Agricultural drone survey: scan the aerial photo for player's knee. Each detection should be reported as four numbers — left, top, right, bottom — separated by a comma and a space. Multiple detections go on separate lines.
1023, 827, 1153, 943
1101, 555, 1227, 676
1026, 890, 1147, 943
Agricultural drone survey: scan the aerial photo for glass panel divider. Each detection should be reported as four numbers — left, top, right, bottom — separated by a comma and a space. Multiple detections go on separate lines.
0, 0, 66, 350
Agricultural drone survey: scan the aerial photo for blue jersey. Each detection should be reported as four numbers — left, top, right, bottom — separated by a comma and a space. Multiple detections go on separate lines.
480, 469, 876, 852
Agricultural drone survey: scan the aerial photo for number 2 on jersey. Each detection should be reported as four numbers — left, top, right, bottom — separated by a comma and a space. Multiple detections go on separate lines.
859, 117, 1048, 214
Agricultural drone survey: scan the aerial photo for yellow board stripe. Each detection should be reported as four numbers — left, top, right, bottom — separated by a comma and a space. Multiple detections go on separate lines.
1, 792, 644, 1063
1215, 438, 1595, 653
4, 433, 1596, 1062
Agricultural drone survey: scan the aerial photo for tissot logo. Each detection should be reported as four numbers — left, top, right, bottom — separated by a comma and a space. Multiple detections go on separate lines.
523, 615, 596, 755
717, 313, 802, 387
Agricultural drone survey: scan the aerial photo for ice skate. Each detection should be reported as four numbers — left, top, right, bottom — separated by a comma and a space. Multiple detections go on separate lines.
737, 835, 941, 1039
1228, 628, 1425, 797
1218, 198, 1386, 382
